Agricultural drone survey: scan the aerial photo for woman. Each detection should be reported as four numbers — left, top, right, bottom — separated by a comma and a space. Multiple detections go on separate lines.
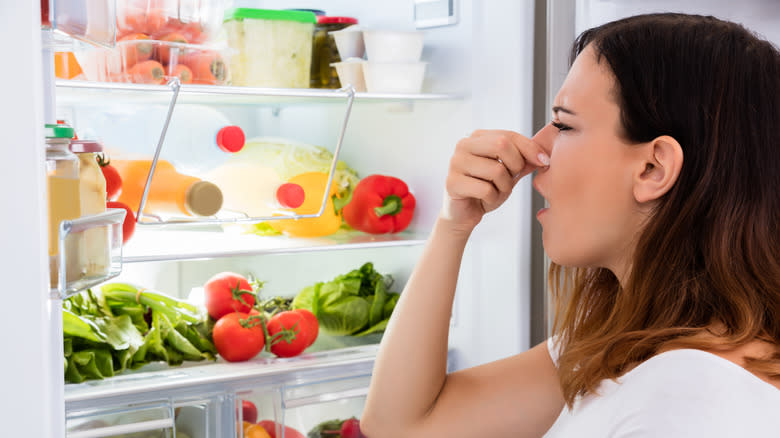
361, 13, 779, 437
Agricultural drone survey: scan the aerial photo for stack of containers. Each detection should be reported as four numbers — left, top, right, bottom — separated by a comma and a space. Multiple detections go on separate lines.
75, 0, 233, 85
330, 28, 426, 94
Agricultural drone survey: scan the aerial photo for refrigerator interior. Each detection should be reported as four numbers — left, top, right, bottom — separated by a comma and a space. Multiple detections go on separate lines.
49, 0, 540, 436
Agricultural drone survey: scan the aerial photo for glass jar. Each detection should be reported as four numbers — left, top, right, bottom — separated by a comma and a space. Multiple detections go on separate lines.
69, 140, 109, 278
310, 16, 358, 88
45, 123, 81, 288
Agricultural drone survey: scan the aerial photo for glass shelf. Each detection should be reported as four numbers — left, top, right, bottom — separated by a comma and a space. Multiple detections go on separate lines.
122, 227, 429, 263
51, 209, 126, 299
55, 79, 463, 106
64, 345, 380, 406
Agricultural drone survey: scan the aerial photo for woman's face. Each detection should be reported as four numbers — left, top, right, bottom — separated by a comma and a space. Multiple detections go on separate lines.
532, 45, 649, 275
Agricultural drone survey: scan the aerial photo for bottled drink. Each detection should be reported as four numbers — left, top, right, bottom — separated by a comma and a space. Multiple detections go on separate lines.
88, 105, 245, 176
113, 159, 223, 218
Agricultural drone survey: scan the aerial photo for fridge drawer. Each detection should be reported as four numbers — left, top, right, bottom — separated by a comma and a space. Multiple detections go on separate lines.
66, 396, 220, 438
237, 374, 371, 438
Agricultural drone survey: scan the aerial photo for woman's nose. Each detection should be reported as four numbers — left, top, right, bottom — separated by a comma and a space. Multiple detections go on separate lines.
532, 124, 555, 156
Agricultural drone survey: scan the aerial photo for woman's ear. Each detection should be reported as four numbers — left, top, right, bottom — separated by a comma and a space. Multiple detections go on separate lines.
633, 135, 683, 204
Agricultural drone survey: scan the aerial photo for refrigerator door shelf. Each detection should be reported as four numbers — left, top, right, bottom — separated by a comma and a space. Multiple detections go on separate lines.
51, 208, 126, 299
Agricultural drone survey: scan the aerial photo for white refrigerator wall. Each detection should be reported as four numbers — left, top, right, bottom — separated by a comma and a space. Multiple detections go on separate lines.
78, 0, 541, 374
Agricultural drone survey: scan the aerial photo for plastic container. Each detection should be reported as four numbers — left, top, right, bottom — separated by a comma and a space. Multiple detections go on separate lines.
363, 30, 424, 63
310, 16, 358, 88
363, 62, 427, 93
45, 123, 81, 287
75, 40, 231, 85
331, 59, 367, 92
332, 26, 365, 60
115, 0, 226, 44
223, 8, 317, 88
93, 105, 245, 176
49, 0, 116, 46
68, 140, 110, 278
113, 159, 224, 218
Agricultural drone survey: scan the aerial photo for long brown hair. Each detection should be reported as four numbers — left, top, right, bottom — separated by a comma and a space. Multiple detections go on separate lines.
550, 13, 780, 406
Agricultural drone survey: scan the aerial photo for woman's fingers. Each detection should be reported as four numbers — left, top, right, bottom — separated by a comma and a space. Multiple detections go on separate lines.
464, 130, 550, 179
451, 153, 515, 194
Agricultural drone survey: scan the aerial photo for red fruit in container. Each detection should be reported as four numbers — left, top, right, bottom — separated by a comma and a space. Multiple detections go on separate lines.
169, 64, 193, 84
106, 201, 136, 243
157, 32, 188, 65
179, 51, 227, 85
340, 418, 366, 438
240, 400, 258, 424
118, 33, 152, 69
128, 60, 165, 85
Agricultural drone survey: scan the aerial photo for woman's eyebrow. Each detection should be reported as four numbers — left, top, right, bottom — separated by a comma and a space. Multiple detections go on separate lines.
552, 105, 577, 116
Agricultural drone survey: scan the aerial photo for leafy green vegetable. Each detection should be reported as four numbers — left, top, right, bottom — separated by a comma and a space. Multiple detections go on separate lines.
292, 263, 400, 337
63, 283, 215, 383
307, 419, 346, 438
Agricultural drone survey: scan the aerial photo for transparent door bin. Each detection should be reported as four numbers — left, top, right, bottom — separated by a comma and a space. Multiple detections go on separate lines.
66, 401, 175, 438
236, 388, 285, 438
174, 396, 220, 438
280, 375, 371, 438
49, 0, 117, 48
117, 79, 355, 228
52, 208, 126, 299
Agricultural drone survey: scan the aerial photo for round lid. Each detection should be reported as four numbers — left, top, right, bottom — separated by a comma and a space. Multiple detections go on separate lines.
317, 16, 358, 25
224, 8, 317, 24
45, 123, 75, 139
216, 126, 245, 153
185, 181, 223, 216
276, 183, 305, 209
68, 139, 103, 153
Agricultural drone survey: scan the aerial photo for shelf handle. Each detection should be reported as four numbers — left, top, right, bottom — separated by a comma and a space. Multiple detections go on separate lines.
67, 418, 174, 438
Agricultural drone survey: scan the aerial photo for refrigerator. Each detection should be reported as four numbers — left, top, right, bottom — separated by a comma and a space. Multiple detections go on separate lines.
1, 0, 777, 437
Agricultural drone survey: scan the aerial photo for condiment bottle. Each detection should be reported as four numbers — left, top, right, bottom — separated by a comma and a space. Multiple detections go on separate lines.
310, 16, 359, 88
69, 139, 109, 277
112, 159, 223, 218
45, 123, 81, 287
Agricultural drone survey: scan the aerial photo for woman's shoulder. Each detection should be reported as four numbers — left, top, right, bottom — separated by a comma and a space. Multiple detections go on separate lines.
614, 349, 780, 418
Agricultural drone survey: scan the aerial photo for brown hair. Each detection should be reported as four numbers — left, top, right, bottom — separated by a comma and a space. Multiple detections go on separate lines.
550, 13, 780, 406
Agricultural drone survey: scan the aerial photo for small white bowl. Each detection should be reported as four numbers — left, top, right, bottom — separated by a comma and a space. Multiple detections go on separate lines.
331, 59, 367, 92
332, 27, 365, 60
363, 30, 424, 63
362, 62, 427, 94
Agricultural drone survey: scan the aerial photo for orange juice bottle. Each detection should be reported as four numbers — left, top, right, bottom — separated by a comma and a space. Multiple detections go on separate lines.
112, 159, 223, 217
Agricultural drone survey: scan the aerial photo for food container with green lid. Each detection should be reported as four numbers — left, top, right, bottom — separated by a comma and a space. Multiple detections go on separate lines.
223, 8, 317, 88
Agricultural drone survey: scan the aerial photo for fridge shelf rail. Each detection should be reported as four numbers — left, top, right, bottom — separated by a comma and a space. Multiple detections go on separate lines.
64, 345, 380, 408
55, 79, 463, 105
52, 208, 126, 299
121, 227, 429, 263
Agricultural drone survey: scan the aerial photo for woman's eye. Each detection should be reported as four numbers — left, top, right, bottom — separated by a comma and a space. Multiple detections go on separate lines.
551, 121, 572, 132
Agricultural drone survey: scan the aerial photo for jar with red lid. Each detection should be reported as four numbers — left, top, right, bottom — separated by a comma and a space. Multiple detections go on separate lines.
311, 16, 359, 88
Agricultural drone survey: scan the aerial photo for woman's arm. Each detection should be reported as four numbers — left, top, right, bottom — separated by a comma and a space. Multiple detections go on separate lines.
361, 130, 562, 438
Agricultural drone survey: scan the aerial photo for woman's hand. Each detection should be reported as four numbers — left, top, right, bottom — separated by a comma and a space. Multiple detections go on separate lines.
442, 130, 550, 233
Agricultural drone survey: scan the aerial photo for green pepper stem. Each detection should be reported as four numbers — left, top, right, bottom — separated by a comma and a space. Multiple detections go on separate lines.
374, 195, 403, 217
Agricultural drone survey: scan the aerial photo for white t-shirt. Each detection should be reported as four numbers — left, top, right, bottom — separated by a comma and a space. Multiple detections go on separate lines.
544, 337, 780, 437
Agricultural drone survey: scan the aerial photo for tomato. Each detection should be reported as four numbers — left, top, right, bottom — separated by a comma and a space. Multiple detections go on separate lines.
212, 312, 265, 362
241, 400, 258, 424
267, 311, 309, 358
204, 272, 256, 320
245, 424, 271, 438
106, 201, 136, 243
256, 420, 305, 438
340, 418, 366, 438
97, 154, 122, 201
293, 309, 319, 347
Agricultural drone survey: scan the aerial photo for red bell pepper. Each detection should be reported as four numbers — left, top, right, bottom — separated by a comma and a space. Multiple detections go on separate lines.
342, 175, 416, 234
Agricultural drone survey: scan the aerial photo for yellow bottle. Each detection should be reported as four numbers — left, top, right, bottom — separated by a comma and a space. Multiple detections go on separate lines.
269, 172, 342, 237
